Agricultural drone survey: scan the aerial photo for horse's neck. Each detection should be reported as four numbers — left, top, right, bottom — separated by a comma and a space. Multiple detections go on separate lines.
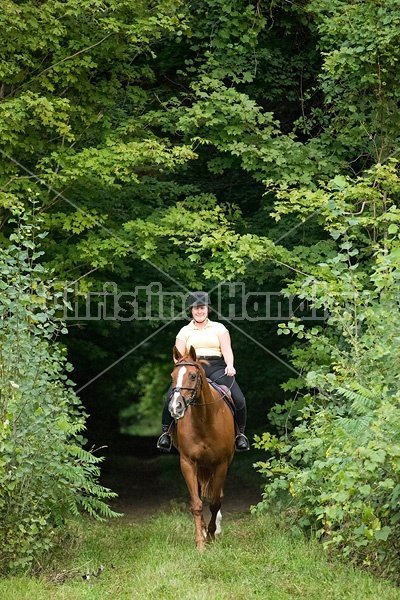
189, 383, 217, 424
200, 379, 215, 404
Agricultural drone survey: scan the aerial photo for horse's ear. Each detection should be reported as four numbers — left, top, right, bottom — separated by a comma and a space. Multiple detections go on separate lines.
173, 345, 182, 361
189, 345, 197, 362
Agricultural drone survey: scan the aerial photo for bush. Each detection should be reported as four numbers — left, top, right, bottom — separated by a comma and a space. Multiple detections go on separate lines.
0, 219, 120, 574
254, 394, 400, 578
254, 163, 400, 579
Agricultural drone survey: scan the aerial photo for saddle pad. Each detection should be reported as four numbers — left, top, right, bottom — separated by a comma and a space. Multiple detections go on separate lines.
207, 379, 236, 416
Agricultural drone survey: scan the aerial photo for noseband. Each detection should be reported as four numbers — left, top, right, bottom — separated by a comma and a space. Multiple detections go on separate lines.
170, 361, 202, 410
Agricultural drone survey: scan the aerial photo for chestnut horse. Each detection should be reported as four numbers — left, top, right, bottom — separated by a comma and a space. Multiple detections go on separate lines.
169, 345, 235, 551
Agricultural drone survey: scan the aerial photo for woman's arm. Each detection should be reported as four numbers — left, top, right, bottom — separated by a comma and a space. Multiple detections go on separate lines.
174, 337, 186, 361
219, 331, 236, 376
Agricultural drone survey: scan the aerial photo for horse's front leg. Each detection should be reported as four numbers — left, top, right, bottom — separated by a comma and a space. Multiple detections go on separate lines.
207, 463, 227, 541
180, 457, 206, 551
207, 506, 222, 542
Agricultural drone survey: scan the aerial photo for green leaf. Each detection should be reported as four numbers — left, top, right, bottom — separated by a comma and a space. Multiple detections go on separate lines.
374, 526, 391, 541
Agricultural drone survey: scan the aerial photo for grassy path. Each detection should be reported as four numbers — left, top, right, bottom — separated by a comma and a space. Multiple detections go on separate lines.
1, 451, 399, 599
1, 511, 400, 600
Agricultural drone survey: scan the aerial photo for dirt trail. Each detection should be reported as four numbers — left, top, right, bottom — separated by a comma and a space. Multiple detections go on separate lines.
99, 436, 263, 520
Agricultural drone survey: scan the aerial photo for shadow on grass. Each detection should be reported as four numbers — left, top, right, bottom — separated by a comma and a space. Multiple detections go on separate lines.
99, 434, 265, 520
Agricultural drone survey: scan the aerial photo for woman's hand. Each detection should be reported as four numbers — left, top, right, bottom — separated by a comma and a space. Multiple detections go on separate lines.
225, 365, 236, 377
219, 331, 236, 377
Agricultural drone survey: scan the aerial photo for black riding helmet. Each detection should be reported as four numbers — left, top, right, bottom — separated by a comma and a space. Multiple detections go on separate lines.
187, 291, 211, 309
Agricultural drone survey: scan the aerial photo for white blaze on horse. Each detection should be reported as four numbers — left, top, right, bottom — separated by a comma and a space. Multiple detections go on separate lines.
169, 345, 235, 551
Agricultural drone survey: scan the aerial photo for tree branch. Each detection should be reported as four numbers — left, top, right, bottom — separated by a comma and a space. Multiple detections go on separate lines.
36, 33, 114, 80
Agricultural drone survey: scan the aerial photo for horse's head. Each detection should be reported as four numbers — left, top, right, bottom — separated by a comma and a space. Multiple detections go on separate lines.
169, 346, 202, 420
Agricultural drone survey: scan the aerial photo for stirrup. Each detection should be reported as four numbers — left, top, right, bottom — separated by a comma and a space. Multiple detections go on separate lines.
157, 432, 172, 452
235, 433, 250, 452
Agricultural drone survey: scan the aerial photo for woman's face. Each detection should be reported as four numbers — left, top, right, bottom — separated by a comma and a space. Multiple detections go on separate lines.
191, 305, 208, 322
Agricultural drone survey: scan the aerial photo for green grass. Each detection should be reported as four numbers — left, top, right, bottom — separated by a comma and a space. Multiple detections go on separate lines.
1, 450, 399, 599
1, 509, 400, 600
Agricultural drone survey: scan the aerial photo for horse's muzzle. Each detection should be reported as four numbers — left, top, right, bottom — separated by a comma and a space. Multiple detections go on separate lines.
169, 397, 186, 420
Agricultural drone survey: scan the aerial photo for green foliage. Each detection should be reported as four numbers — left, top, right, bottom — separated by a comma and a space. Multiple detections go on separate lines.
0, 217, 120, 574
302, 0, 400, 167
0, 0, 194, 275
254, 162, 400, 577
120, 361, 171, 435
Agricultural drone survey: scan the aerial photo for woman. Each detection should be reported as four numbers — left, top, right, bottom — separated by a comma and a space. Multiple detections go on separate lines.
157, 291, 250, 452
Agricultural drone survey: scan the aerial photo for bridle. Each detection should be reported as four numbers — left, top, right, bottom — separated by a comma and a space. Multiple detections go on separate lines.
170, 361, 202, 410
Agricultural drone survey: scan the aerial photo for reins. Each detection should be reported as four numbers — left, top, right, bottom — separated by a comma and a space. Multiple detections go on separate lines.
212, 372, 236, 391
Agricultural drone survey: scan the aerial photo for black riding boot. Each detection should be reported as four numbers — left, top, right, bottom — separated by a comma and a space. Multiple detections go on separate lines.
235, 406, 250, 452
157, 400, 173, 452
156, 425, 172, 452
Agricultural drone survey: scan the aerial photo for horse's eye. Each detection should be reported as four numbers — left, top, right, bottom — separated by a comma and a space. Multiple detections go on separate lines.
189, 373, 196, 381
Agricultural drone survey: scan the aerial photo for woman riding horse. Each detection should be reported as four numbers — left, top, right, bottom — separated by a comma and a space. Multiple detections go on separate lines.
157, 291, 250, 452
169, 345, 236, 549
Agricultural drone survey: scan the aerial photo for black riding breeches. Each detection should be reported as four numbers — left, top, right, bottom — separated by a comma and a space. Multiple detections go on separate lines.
161, 357, 246, 429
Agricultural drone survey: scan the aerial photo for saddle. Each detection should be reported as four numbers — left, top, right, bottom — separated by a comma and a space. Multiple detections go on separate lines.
207, 379, 236, 417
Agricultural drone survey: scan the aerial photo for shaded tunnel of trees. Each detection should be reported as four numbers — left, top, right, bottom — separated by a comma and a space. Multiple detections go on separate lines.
2, 0, 400, 576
